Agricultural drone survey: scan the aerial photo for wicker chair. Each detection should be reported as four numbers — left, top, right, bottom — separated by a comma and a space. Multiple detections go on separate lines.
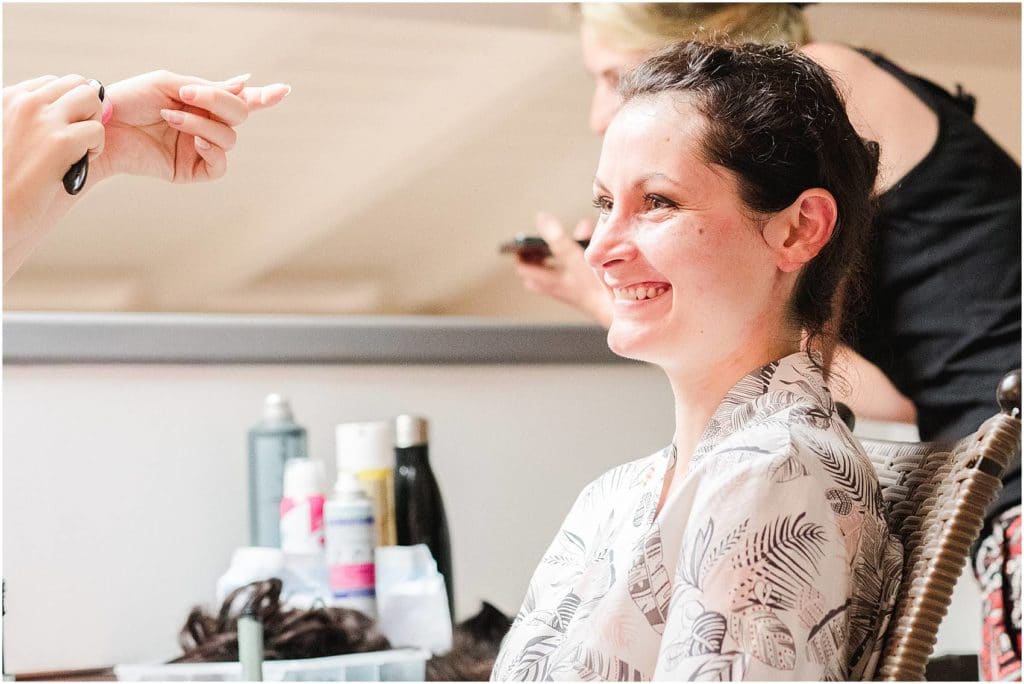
853, 370, 1021, 681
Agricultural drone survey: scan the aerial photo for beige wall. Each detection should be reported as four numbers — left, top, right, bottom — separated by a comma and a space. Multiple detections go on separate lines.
2, 3, 1018, 316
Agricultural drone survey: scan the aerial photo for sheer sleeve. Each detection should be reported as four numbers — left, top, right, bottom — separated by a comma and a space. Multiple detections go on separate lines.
653, 430, 858, 681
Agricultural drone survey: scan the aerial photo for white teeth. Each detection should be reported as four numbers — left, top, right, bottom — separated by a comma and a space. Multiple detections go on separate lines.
613, 286, 667, 301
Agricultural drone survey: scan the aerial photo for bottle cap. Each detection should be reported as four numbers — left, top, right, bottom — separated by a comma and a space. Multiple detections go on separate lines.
336, 421, 395, 473
332, 470, 368, 498
282, 458, 325, 498
262, 393, 294, 421
395, 415, 429, 448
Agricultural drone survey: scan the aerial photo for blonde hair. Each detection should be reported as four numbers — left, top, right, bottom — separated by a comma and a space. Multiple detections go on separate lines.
579, 3, 812, 52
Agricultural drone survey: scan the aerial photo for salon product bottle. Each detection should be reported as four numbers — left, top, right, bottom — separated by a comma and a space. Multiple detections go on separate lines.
324, 471, 377, 617
279, 458, 326, 555
248, 394, 307, 547
394, 414, 455, 618
336, 422, 397, 547
237, 602, 264, 682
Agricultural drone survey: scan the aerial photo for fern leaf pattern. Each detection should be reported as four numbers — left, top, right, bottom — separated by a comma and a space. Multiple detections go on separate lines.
687, 652, 747, 681
798, 425, 883, 517
699, 520, 747, 584
769, 443, 810, 483
730, 513, 828, 612
660, 610, 728, 660
676, 519, 714, 594
491, 353, 900, 682
516, 579, 539, 623
508, 631, 561, 681
536, 591, 581, 633
571, 644, 647, 681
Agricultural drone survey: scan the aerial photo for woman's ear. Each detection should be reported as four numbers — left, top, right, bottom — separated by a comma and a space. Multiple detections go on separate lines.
762, 189, 838, 273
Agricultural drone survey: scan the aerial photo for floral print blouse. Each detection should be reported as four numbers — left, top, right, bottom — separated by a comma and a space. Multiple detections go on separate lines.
492, 353, 903, 681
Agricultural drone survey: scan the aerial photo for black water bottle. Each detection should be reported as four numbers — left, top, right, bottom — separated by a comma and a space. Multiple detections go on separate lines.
394, 415, 455, 618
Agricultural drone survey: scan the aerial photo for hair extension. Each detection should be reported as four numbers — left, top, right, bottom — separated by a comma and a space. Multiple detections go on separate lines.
427, 602, 513, 681
169, 579, 390, 663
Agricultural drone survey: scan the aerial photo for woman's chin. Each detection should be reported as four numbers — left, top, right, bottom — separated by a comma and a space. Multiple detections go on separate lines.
606, 323, 659, 363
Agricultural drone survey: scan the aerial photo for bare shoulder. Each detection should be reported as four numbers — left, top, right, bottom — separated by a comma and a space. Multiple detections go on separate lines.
800, 41, 939, 192
801, 42, 870, 72
799, 42, 893, 103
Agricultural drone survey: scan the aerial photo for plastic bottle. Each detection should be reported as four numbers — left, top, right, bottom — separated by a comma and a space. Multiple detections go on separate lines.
248, 394, 307, 547
237, 602, 264, 682
336, 422, 397, 547
279, 458, 326, 555
324, 471, 377, 617
394, 415, 455, 619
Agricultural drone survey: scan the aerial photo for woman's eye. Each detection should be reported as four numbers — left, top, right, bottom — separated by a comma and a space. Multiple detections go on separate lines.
645, 194, 677, 211
592, 196, 613, 213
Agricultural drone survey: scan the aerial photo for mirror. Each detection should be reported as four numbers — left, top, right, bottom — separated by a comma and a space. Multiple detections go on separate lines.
4, 3, 1020, 320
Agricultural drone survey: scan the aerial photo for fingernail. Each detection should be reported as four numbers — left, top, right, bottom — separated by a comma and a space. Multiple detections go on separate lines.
179, 85, 197, 102
101, 100, 114, 125
194, 137, 211, 150
226, 73, 252, 83
160, 109, 185, 125
261, 84, 292, 106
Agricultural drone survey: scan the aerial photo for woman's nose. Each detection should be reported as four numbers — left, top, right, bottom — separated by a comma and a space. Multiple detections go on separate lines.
585, 211, 634, 271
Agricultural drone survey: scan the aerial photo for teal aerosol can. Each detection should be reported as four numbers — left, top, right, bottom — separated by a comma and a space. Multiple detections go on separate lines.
248, 394, 307, 547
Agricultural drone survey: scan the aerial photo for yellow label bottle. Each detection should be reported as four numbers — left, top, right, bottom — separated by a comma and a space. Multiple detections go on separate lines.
355, 467, 397, 547
336, 422, 397, 548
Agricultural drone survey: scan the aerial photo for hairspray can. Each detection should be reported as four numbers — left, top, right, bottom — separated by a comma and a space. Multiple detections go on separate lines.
248, 394, 306, 547
324, 472, 377, 617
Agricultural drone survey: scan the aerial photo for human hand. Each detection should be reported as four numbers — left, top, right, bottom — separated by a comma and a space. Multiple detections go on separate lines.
514, 212, 613, 328
94, 70, 290, 184
3, 75, 107, 278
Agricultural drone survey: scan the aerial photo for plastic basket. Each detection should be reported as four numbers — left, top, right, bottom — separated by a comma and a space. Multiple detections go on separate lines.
114, 648, 430, 681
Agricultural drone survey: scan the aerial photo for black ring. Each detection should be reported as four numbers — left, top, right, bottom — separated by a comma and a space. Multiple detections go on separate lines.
87, 78, 105, 102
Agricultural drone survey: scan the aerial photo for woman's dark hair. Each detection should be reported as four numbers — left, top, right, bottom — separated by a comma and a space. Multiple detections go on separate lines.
619, 41, 879, 370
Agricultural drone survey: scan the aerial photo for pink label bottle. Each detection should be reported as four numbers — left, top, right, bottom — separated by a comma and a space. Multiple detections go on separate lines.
279, 459, 326, 555
324, 471, 377, 617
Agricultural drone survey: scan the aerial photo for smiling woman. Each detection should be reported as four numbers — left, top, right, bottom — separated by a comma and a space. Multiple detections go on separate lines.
492, 41, 901, 682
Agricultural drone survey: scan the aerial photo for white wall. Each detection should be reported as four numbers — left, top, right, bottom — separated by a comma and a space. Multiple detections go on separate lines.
2, 362, 980, 672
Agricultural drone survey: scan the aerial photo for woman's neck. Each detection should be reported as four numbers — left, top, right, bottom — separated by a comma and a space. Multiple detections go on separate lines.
665, 336, 799, 472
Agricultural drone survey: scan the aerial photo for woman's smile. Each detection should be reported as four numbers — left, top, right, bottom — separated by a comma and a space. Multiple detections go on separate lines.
610, 282, 671, 304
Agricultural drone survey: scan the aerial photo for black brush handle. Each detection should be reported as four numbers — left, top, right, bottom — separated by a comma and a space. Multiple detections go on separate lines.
62, 81, 104, 195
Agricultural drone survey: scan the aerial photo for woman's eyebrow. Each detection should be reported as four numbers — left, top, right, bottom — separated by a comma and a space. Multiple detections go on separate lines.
593, 172, 686, 194
638, 172, 683, 188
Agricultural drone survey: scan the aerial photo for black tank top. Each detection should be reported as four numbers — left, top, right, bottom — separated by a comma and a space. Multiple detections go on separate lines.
851, 51, 1020, 517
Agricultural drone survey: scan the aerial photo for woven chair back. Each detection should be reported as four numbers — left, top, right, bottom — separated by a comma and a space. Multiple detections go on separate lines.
860, 409, 1020, 680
